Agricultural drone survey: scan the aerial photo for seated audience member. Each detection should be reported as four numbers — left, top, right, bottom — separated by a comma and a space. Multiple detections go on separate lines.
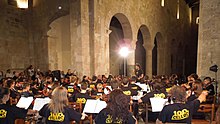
39, 86, 86, 123
156, 86, 208, 124
139, 81, 167, 122
74, 82, 92, 105
95, 89, 137, 124
0, 87, 36, 124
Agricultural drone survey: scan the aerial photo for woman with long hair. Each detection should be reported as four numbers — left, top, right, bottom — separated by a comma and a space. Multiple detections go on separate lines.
39, 86, 86, 123
95, 89, 137, 124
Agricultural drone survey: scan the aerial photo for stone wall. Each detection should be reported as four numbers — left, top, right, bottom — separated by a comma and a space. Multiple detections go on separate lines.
198, 0, 220, 92
0, 0, 194, 77
31, 0, 70, 71
93, 0, 192, 76
47, 15, 71, 71
0, 1, 30, 72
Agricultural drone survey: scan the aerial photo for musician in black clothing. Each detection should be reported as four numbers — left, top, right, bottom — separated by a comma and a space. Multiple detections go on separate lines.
74, 82, 92, 108
20, 83, 33, 97
39, 87, 86, 124
138, 81, 167, 122
129, 76, 142, 118
91, 83, 104, 96
0, 87, 36, 124
129, 76, 142, 96
6, 80, 20, 105
156, 86, 208, 124
139, 81, 167, 104
203, 77, 215, 95
121, 77, 132, 96
95, 89, 137, 124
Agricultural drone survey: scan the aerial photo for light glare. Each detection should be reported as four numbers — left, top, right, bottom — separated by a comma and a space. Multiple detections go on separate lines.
161, 0, 165, 7
119, 47, 129, 58
17, 0, 28, 8
177, 0, 179, 19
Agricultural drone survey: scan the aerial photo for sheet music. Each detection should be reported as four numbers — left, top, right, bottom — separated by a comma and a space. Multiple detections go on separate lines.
83, 99, 107, 113
33, 97, 51, 111
132, 91, 143, 100
150, 98, 168, 112
94, 100, 107, 113
104, 86, 112, 95
16, 97, 33, 109
135, 83, 151, 93
132, 96, 142, 100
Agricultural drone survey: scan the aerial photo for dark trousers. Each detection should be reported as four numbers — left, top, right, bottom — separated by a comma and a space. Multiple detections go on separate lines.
141, 111, 159, 122
132, 101, 139, 118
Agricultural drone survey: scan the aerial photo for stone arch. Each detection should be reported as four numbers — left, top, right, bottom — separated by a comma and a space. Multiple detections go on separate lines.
113, 13, 133, 40
135, 25, 151, 75
47, 15, 71, 71
109, 13, 132, 75
48, 10, 69, 26
153, 32, 164, 75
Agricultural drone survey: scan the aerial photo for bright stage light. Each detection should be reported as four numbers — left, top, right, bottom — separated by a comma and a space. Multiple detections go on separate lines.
17, 0, 28, 8
119, 47, 129, 58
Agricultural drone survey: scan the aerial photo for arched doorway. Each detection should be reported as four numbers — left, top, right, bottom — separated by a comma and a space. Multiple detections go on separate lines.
135, 25, 151, 75
152, 32, 164, 75
47, 15, 71, 71
109, 13, 132, 76
152, 37, 158, 76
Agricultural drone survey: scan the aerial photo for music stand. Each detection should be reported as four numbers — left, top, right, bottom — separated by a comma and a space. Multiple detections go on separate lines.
210, 65, 218, 103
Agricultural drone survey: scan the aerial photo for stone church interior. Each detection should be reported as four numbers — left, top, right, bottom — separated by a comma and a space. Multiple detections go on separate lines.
0, 0, 219, 124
